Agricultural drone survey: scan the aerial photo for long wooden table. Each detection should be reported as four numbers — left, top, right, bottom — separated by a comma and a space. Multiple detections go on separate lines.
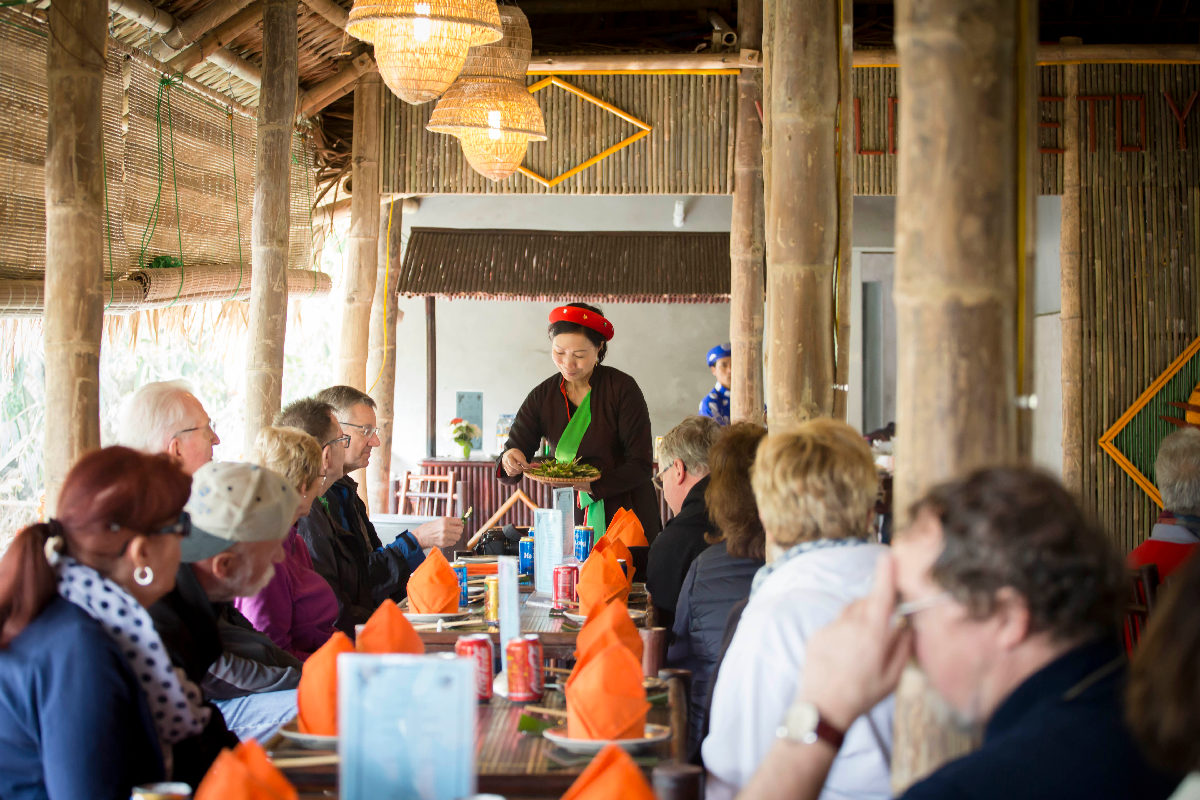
417, 594, 585, 660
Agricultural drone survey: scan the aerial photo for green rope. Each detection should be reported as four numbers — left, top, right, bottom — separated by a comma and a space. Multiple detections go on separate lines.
100, 134, 115, 310
228, 112, 244, 300
136, 76, 175, 271
163, 80, 186, 306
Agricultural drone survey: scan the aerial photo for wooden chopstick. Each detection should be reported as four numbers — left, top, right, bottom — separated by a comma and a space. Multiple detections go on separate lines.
525, 705, 568, 719
544, 666, 573, 675
272, 754, 340, 768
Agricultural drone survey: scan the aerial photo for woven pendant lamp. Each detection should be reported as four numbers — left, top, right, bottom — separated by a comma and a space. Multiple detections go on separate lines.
426, 3, 546, 181
346, 0, 503, 105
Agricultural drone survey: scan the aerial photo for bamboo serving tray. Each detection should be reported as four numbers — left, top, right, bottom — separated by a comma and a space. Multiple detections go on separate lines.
524, 471, 601, 488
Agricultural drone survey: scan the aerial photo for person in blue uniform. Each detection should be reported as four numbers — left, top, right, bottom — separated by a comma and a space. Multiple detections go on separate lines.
699, 343, 732, 426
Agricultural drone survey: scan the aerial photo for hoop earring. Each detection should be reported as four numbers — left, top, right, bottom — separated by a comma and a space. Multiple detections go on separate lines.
133, 565, 154, 586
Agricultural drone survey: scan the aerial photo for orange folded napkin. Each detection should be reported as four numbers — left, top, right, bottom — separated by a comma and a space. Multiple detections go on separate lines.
195, 740, 298, 800
357, 599, 425, 654
565, 642, 649, 741
576, 549, 630, 617
593, 537, 634, 586
559, 743, 654, 800
576, 598, 643, 665
407, 547, 460, 614
605, 508, 649, 548
297, 631, 354, 735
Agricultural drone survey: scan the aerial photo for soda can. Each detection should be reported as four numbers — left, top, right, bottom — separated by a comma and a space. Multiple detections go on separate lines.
573, 526, 594, 562
484, 575, 500, 622
552, 564, 577, 610
505, 635, 543, 702
518, 536, 535, 578
451, 560, 469, 607
616, 558, 628, 579
455, 634, 494, 702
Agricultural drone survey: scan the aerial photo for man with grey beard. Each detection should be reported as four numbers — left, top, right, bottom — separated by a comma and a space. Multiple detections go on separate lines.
737, 467, 1181, 800
149, 461, 304, 743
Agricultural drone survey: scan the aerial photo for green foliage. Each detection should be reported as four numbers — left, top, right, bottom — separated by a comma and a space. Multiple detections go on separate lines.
527, 458, 600, 480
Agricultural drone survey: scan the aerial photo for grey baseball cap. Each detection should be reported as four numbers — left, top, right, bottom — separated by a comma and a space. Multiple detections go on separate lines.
180, 461, 299, 563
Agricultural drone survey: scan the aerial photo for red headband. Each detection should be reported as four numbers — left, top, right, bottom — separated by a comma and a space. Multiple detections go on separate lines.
549, 306, 614, 341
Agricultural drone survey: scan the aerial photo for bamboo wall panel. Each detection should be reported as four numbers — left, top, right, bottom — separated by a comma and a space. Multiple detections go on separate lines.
381, 74, 736, 195
0, 10, 318, 300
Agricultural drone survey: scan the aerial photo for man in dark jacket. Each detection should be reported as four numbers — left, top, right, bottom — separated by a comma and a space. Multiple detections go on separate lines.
150, 461, 302, 743
646, 415, 722, 631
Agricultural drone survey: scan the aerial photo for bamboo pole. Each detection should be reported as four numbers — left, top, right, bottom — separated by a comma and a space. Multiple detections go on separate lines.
890, 0, 1026, 790
367, 199, 402, 514
833, 0, 854, 421
44, 0, 106, 510
1060, 38, 1083, 495
337, 72, 382, 391
156, 0, 255, 54
426, 295, 437, 458
729, 0, 765, 425
763, 0, 838, 427
297, 52, 376, 119
166, 1, 264, 75
243, 0, 298, 453
300, 0, 349, 30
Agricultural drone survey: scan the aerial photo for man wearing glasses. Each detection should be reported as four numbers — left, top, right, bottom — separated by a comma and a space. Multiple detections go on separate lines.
315, 385, 464, 574
115, 380, 221, 475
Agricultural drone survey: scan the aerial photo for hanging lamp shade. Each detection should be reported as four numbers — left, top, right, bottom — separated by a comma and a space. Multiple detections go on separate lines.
346, 0, 503, 105
426, 4, 546, 181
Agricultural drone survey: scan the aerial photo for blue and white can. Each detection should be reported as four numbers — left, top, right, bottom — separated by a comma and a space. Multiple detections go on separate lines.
451, 560, 469, 607
573, 526, 594, 562
518, 536, 535, 578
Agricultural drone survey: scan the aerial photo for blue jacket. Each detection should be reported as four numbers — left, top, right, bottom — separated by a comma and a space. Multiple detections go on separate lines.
0, 597, 164, 799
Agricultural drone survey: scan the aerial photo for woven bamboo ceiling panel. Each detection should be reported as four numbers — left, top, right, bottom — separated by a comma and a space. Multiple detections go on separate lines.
398, 228, 730, 302
382, 74, 737, 195
0, 11, 321, 312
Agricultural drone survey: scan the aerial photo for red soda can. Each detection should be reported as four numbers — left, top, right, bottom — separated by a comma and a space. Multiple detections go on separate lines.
455, 633, 494, 702
552, 564, 577, 610
523, 633, 544, 699
506, 636, 543, 702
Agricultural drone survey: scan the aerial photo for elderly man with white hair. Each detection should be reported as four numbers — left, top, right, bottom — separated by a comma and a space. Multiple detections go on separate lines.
1129, 426, 1200, 579
115, 380, 221, 475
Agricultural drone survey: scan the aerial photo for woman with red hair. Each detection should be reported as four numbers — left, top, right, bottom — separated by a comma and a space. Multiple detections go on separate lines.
0, 446, 231, 798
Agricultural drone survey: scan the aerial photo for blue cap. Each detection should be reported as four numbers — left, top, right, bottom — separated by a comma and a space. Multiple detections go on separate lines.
707, 343, 732, 367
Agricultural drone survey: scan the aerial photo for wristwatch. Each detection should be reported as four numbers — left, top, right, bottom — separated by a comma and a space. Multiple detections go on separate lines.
776, 700, 846, 749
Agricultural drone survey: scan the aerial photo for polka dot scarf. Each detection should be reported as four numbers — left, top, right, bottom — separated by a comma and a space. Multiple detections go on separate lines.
57, 558, 210, 749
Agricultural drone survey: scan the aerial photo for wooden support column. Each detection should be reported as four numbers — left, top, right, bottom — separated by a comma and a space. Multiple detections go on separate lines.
891, 0, 1029, 790
1060, 37, 1083, 495
367, 199, 402, 514
729, 0, 765, 424
336, 72, 382, 390
426, 296, 437, 459
763, 0, 839, 427
44, 0, 106, 509
833, 0, 854, 421
243, 0, 297, 452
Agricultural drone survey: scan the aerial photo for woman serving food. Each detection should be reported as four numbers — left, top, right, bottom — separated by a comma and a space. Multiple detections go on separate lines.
499, 302, 661, 542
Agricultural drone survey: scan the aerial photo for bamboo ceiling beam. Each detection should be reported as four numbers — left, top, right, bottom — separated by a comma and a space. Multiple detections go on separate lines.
111, 38, 257, 118
300, 0, 349, 31
297, 51, 375, 118
526, 50, 759, 73
520, 0, 723, 11
166, 1, 264, 75
153, 0, 255, 56
855, 43, 1200, 66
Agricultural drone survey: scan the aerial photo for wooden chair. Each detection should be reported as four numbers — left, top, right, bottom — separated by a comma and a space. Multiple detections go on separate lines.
1125, 563, 1161, 650
396, 471, 458, 517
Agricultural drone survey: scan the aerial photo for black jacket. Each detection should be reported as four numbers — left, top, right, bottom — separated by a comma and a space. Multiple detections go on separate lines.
298, 485, 412, 635
668, 541, 763, 757
645, 477, 714, 632
498, 364, 662, 538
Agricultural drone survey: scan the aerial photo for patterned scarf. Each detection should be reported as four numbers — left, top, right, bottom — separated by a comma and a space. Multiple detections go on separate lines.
750, 537, 870, 596
56, 558, 210, 758
1158, 510, 1200, 540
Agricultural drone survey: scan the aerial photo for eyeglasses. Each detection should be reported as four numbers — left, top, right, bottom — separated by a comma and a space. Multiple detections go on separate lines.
175, 420, 216, 439
109, 511, 192, 537
892, 591, 952, 626
652, 463, 673, 491
324, 433, 351, 450
340, 421, 378, 440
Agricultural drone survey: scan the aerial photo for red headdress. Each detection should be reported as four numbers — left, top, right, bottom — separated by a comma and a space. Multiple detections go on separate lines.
549, 305, 614, 341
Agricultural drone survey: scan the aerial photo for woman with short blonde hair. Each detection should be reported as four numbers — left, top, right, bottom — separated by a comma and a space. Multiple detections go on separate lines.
702, 419, 891, 800
234, 426, 338, 660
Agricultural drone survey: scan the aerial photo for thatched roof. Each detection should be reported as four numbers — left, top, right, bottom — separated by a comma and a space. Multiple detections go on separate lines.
398, 227, 730, 303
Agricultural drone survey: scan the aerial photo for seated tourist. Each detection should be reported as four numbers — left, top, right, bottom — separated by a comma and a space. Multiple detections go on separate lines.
150, 461, 303, 743
646, 415, 722, 630
0, 447, 234, 797
115, 380, 221, 475
702, 419, 891, 800
1129, 427, 1200, 579
235, 426, 338, 660
668, 421, 768, 759
315, 384, 463, 569
1129, 543, 1200, 798
740, 467, 1181, 800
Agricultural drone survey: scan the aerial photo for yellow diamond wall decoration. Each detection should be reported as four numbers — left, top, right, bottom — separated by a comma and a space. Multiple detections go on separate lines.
517, 76, 652, 188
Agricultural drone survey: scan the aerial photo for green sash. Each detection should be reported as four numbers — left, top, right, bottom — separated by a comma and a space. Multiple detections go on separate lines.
554, 391, 606, 540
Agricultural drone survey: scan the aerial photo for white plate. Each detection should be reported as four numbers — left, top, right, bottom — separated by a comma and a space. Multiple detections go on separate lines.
563, 608, 647, 625
402, 610, 473, 623
458, 555, 498, 564
276, 720, 336, 750
543, 723, 671, 754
